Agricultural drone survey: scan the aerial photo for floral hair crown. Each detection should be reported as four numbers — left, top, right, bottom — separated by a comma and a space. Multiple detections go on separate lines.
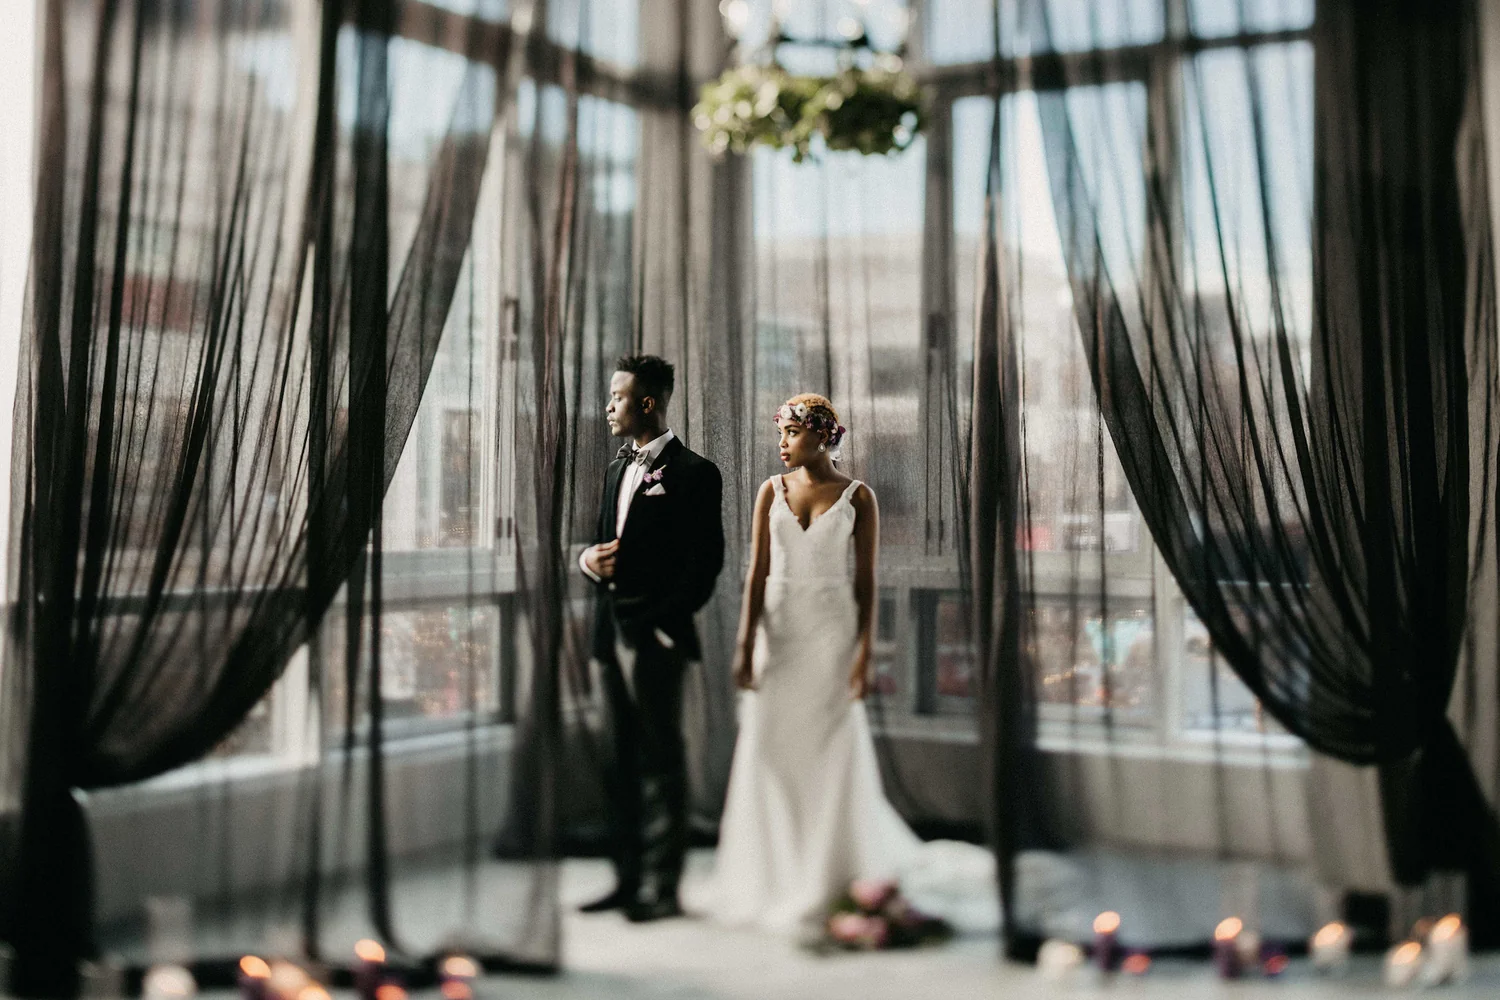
774, 401, 847, 450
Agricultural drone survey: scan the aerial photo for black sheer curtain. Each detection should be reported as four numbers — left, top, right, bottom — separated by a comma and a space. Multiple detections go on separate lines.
0, 0, 545, 994
1019, 0, 1500, 937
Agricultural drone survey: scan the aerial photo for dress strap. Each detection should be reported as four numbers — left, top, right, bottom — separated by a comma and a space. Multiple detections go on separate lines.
839, 479, 863, 504
771, 475, 786, 497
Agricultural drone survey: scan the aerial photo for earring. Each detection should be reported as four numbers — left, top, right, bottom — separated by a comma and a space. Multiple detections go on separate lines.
819, 444, 827, 452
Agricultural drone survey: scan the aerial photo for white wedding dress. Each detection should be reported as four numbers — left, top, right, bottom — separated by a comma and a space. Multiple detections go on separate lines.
695, 476, 998, 937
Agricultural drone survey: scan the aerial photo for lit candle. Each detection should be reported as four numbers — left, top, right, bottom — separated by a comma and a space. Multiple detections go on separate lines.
1383, 940, 1423, 988
1260, 943, 1289, 978
1036, 939, 1085, 982
1234, 926, 1262, 969
1420, 914, 1469, 986
1120, 951, 1151, 976
354, 940, 386, 1000
296, 985, 330, 1000
238, 957, 271, 1000
438, 954, 480, 1000
1092, 912, 1122, 972
1213, 918, 1244, 979
142, 964, 197, 1000
267, 961, 310, 1000
1309, 921, 1352, 976
374, 985, 408, 1000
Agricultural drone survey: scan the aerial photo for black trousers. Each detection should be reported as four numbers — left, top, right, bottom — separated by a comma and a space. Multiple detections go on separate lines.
601, 634, 688, 903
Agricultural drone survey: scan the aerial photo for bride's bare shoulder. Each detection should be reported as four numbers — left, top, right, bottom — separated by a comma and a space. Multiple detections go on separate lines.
754, 477, 778, 507
849, 480, 877, 511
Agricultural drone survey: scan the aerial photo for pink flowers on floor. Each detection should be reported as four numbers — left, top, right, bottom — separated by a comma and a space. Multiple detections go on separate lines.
827, 912, 890, 949
820, 879, 952, 953
848, 878, 898, 912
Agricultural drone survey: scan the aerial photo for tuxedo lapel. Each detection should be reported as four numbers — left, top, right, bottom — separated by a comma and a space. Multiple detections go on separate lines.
630, 437, 682, 502
604, 457, 627, 541
622, 438, 684, 536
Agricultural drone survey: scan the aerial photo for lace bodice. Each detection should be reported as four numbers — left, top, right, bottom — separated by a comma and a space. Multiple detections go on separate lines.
766, 476, 863, 583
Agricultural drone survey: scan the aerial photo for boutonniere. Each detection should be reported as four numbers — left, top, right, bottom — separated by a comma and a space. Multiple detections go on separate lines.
643, 465, 667, 495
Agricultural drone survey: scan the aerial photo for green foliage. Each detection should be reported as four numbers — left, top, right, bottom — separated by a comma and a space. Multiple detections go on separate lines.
693, 59, 924, 163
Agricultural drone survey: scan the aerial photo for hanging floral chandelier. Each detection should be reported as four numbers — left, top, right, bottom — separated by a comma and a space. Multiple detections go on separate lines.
692, 0, 924, 163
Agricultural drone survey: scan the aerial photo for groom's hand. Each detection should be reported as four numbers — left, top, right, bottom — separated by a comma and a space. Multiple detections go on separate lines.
583, 539, 619, 580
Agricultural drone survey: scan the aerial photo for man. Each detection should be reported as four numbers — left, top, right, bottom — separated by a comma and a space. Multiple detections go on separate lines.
578, 354, 724, 922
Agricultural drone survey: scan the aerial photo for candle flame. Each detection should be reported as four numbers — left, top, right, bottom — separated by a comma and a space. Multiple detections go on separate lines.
439, 983, 473, 1000
375, 986, 408, 1000
1093, 911, 1121, 934
440, 956, 480, 980
1392, 941, 1422, 965
297, 986, 330, 1000
1313, 922, 1348, 948
144, 966, 196, 998
1214, 918, 1243, 941
1264, 954, 1290, 975
1121, 953, 1151, 975
239, 957, 271, 979
355, 940, 386, 964
1432, 914, 1463, 942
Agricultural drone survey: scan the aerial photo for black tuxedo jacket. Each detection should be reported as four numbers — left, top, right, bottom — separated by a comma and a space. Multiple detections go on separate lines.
589, 437, 725, 663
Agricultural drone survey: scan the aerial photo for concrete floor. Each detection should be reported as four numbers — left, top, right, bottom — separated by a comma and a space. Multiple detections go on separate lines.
531, 854, 1500, 1000
120, 851, 1500, 1000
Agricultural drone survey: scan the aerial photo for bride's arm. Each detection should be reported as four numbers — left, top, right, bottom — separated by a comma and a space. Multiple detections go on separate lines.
849, 484, 879, 699
731, 479, 776, 690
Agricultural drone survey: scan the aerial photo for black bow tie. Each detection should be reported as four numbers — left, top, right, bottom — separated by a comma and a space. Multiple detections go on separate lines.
617, 444, 654, 467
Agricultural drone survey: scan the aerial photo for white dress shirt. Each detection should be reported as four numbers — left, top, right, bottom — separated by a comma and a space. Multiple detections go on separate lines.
612, 429, 675, 537
581, 430, 677, 651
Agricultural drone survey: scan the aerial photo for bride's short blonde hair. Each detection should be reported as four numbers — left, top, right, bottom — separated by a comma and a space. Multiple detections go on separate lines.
784, 393, 839, 425
774, 393, 846, 450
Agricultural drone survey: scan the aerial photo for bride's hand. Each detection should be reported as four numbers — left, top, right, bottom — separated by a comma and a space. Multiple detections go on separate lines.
732, 644, 757, 690
848, 646, 872, 700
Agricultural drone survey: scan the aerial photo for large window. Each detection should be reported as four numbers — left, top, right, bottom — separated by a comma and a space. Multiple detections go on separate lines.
737, 0, 1312, 755
197, 0, 648, 764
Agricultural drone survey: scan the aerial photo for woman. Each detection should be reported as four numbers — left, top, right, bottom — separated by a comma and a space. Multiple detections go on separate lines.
700, 394, 938, 936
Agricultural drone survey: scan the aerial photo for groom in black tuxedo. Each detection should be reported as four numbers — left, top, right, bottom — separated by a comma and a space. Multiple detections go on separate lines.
577, 355, 724, 921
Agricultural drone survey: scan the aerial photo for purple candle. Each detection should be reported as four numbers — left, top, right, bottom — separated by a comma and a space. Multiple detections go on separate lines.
238, 958, 270, 1000
1214, 918, 1244, 979
353, 941, 386, 1000
1093, 912, 1122, 972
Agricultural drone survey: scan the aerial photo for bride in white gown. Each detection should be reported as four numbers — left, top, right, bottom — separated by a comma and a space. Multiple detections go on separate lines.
695, 394, 996, 938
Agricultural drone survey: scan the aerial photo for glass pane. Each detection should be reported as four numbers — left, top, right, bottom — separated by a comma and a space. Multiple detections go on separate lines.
547, 0, 640, 68
871, 588, 901, 697
1188, 0, 1314, 39
952, 91, 1146, 554
719, 1, 911, 75
1180, 608, 1287, 735
1031, 598, 1156, 726
752, 141, 928, 550
933, 592, 977, 702
324, 604, 500, 736
210, 695, 274, 757
1182, 43, 1314, 345
913, 590, 977, 713
925, 0, 1163, 65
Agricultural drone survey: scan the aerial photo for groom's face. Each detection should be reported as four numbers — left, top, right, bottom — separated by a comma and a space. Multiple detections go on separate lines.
606, 370, 646, 439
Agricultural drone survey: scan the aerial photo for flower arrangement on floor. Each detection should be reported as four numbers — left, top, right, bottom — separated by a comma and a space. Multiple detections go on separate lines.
692, 57, 922, 162
816, 879, 952, 952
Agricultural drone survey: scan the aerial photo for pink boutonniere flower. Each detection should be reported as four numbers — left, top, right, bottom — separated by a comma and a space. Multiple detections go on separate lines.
643, 466, 666, 485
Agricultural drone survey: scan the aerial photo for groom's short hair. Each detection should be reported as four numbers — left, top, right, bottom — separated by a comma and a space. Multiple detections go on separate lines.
615, 354, 675, 408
